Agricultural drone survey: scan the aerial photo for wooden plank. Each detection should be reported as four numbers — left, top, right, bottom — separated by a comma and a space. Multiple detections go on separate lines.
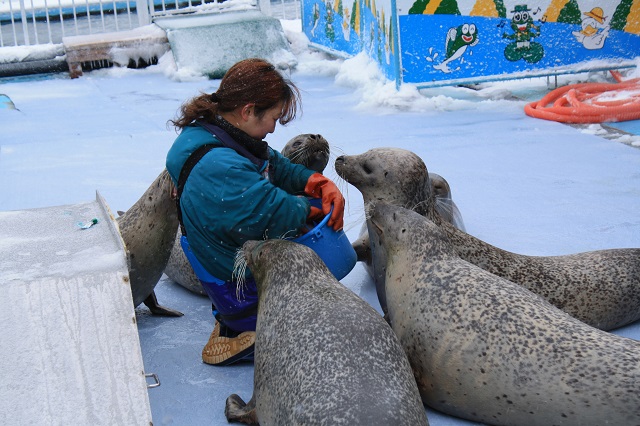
63, 25, 169, 78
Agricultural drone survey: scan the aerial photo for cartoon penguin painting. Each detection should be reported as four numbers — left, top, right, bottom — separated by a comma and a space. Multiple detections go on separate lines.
433, 23, 479, 73
572, 7, 610, 50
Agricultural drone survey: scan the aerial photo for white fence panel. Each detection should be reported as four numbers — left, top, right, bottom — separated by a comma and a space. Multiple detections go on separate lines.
0, 0, 148, 47
0, 0, 300, 49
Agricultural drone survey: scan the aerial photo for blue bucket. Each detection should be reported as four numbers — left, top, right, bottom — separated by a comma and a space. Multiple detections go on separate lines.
294, 200, 357, 280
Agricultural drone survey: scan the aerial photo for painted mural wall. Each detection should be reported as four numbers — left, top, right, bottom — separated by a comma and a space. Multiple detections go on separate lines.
302, 0, 400, 80
301, 0, 640, 86
399, 0, 640, 86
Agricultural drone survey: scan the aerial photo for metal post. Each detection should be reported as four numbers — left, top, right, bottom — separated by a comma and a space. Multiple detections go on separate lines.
136, 0, 151, 26
19, 0, 31, 45
258, 0, 271, 16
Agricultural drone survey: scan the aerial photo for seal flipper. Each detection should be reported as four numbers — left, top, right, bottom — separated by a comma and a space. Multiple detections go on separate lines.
225, 394, 258, 425
351, 221, 373, 267
352, 231, 371, 265
143, 291, 184, 317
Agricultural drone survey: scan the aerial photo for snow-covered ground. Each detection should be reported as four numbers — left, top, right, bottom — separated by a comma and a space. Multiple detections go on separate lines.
1, 20, 639, 425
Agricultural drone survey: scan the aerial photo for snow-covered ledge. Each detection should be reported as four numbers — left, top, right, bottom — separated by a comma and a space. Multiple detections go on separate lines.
0, 192, 153, 425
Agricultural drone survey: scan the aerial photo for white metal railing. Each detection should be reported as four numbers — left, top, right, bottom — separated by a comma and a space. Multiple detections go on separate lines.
0, 0, 300, 49
268, 0, 299, 20
0, 0, 148, 47
148, 0, 256, 19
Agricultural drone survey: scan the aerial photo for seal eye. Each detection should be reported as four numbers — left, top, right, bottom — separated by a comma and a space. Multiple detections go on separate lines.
363, 163, 373, 174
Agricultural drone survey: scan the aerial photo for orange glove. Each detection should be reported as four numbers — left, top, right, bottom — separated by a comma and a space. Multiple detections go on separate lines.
307, 205, 325, 223
304, 173, 345, 231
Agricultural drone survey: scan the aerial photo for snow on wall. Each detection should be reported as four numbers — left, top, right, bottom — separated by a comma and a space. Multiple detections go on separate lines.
155, 10, 297, 78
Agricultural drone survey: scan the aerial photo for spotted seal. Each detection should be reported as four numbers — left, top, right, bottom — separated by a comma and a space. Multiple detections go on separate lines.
117, 169, 183, 316
224, 239, 428, 426
429, 172, 465, 232
335, 147, 640, 331
163, 232, 205, 295
350, 171, 466, 282
280, 133, 331, 173
163, 133, 332, 296
369, 202, 640, 426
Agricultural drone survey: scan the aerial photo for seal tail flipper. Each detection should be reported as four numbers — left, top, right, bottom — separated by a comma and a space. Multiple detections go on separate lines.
143, 291, 184, 317
225, 394, 258, 425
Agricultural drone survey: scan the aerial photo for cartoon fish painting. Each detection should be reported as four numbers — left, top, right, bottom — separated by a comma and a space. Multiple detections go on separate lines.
433, 23, 479, 73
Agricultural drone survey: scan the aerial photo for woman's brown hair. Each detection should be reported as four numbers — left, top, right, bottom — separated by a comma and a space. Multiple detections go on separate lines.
170, 58, 301, 130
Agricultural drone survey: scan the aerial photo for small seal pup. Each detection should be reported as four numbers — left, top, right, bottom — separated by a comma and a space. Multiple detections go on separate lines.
117, 169, 183, 316
163, 133, 332, 296
224, 239, 428, 426
335, 147, 640, 331
369, 202, 640, 426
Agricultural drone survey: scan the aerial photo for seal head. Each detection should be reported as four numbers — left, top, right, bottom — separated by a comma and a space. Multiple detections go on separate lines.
281, 133, 330, 173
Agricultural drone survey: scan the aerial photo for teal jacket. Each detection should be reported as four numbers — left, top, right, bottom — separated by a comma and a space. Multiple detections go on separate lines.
166, 125, 315, 281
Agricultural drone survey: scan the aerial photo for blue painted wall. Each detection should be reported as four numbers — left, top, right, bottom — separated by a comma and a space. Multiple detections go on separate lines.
302, 0, 640, 86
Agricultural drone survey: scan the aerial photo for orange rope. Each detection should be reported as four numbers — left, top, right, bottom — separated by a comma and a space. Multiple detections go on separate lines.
524, 70, 640, 124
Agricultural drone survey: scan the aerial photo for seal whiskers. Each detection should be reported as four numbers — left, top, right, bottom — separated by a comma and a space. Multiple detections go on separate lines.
232, 249, 248, 301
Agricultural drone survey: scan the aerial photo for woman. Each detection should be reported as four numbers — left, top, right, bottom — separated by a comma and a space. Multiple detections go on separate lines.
166, 58, 345, 366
